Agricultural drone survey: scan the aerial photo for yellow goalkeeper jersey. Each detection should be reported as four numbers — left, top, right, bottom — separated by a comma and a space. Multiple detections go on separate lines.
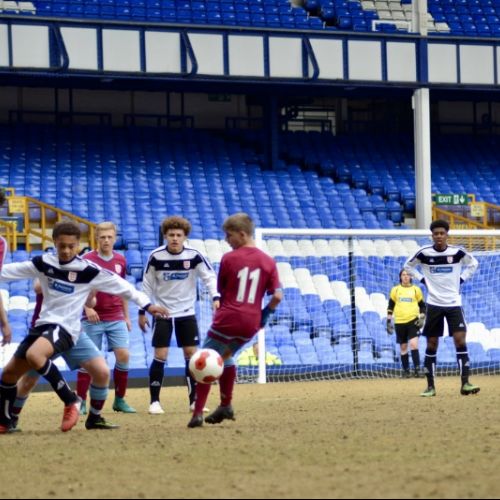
389, 284, 424, 324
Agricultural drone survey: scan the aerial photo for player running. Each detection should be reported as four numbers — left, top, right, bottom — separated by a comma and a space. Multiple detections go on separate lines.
188, 213, 282, 428
0, 221, 168, 434
10, 281, 120, 431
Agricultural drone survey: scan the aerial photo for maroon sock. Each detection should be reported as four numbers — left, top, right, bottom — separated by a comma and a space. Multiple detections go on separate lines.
194, 383, 212, 416
113, 367, 128, 399
76, 371, 91, 400
219, 365, 236, 407
90, 399, 105, 415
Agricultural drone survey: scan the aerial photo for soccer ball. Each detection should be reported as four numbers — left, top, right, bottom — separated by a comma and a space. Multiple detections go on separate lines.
189, 348, 224, 384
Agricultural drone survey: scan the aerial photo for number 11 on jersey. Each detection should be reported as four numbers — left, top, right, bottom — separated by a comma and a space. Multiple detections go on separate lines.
236, 267, 261, 304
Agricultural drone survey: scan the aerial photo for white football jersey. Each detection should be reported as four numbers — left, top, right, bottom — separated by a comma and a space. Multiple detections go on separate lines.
404, 244, 478, 307
0, 253, 152, 343
142, 245, 219, 318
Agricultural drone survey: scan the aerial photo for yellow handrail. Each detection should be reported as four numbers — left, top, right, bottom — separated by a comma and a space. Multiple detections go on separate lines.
5, 193, 97, 252
432, 206, 497, 250
481, 201, 500, 228
432, 206, 490, 229
433, 200, 500, 229
0, 220, 18, 252
23, 196, 97, 252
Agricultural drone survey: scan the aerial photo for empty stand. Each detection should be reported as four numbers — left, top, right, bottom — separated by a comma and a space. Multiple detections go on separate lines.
0, 125, 499, 372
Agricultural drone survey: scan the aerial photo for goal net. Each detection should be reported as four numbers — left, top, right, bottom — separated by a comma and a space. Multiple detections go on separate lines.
228, 228, 500, 384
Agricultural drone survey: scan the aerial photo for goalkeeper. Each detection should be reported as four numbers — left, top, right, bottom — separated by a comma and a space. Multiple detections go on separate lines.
386, 270, 426, 378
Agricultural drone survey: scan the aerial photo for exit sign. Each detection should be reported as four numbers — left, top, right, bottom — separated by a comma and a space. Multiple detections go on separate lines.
434, 194, 469, 206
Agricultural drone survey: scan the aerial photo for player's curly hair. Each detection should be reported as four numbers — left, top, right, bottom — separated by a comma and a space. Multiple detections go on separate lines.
430, 219, 450, 232
52, 220, 81, 240
223, 213, 255, 236
161, 216, 191, 236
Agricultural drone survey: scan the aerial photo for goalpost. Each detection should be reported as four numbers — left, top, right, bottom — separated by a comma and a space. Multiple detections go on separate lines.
244, 228, 500, 384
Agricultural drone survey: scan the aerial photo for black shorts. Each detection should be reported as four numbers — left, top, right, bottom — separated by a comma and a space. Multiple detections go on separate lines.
422, 305, 467, 338
395, 320, 419, 345
15, 324, 74, 360
152, 316, 200, 349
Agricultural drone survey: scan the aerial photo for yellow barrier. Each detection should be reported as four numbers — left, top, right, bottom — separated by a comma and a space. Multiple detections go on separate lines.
432, 206, 490, 229
4, 191, 97, 252
432, 206, 497, 250
433, 195, 500, 230
0, 220, 18, 251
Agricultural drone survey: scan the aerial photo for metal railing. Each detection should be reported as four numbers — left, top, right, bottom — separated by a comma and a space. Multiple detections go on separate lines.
5, 190, 97, 252
0, 219, 18, 252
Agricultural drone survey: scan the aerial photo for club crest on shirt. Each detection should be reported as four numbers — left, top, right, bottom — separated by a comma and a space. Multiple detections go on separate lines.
183, 261, 191, 270
68, 271, 77, 282
115, 264, 123, 274
447, 256, 454, 264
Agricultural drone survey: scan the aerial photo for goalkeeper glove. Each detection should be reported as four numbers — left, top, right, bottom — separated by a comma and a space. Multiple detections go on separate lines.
260, 305, 275, 328
386, 319, 394, 335
415, 313, 426, 329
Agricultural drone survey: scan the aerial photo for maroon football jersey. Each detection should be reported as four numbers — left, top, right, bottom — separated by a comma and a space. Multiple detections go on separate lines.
83, 251, 127, 322
211, 246, 281, 339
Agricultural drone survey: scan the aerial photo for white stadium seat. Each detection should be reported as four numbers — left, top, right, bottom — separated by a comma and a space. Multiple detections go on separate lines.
355, 287, 376, 313
374, 240, 393, 256
283, 239, 302, 257
362, 0, 376, 10
188, 239, 207, 255
402, 239, 420, 255
204, 239, 224, 263
370, 292, 389, 318
489, 329, 500, 349
267, 239, 287, 258
330, 281, 350, 307
18, 1, 35, 13
294, 268, 317, 295
220, 240, 231, 254
0, 343, 19, 369
329, 240, 348, 257
298, 239, 317, 257
378, 10, 393, 20
312, 274, 335, 301
9, 296, 29, 311
2, 1, 20, 13
313, 239, 334, 257
277, 262, 299, 288
0, 289, 9, 305
389, 240, 409, 257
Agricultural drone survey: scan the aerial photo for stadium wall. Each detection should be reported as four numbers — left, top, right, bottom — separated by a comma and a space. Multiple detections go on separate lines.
2, 17, 500, 90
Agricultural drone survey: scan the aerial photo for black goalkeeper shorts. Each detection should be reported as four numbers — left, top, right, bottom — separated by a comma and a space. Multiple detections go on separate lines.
395, 320, 419, 345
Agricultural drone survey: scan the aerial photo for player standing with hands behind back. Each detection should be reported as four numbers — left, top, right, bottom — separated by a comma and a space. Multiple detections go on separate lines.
188, 212, 282, 428
404, 219, 479, 397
